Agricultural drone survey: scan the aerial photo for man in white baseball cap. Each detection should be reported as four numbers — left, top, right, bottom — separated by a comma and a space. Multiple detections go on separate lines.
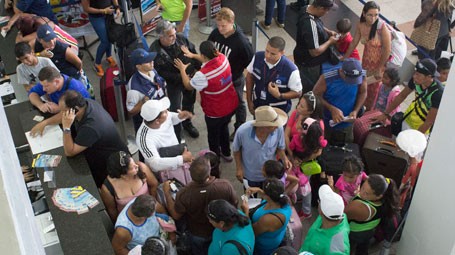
136, 97, 193, 172
300, 185, 350, 254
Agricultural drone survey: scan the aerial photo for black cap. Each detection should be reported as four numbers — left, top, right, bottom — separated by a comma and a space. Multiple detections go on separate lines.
415, 58, 439, 77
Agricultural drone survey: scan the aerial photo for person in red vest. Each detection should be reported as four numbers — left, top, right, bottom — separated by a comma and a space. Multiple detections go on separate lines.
175, 40, 239, 162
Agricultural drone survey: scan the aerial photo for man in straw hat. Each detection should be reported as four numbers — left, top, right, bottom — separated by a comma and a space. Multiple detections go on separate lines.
233, 106, 291, 189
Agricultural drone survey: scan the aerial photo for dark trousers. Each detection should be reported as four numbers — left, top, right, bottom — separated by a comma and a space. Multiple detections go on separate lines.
265, 0, 286, 24
418, 35, 450, 60
233, 75, 247, 130
297, 63, 321, 94
190, 234, 211, 255
204, 111, 235, 157
350, 229, 376, 255
167, 84, 196, 142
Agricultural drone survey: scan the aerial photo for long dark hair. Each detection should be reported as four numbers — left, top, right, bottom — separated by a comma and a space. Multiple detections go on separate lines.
296, 92, 324, 120
106, 151, 146, 179
263, 178, 289, 207
296, 118, 324, 160
360, 1, 381, 41
207, 199, 250, 227
367, 174, 400, 218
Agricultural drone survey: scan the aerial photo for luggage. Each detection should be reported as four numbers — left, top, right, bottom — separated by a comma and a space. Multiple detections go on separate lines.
159, 163, 192, 186
362, 133, 409, 184
353, 110, 392, 148
288, 206, 303, 251
319, 143, 361, 177
100, 66, 128, 122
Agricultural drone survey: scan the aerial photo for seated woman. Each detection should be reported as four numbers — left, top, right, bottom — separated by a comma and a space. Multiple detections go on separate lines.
241, 178, 292, 255
2, 12, 78, 54
207, 199, 255, 255
344, 174, 399, 255
100, 151, 162, 222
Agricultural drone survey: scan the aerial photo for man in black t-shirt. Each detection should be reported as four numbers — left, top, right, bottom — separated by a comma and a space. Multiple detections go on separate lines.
208, 7, 254, 137
59, 90, 128, 187
35, 24, 82, 79
293, 0, 338, 93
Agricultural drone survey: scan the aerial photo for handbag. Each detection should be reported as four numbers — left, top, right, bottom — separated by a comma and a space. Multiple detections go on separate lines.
105, 15, 137, 48
158, 143, 188, 158
410, 17, 441, 50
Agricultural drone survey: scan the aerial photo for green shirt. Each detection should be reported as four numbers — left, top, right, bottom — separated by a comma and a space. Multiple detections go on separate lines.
300, 215, 350, 255
161, 0, 186, 21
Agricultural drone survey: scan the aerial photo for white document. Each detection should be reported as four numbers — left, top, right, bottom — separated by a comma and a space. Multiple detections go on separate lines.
25, 125, 63, 154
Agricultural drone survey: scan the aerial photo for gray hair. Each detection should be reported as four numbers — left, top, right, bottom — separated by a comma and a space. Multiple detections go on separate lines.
156, 19, 176, 37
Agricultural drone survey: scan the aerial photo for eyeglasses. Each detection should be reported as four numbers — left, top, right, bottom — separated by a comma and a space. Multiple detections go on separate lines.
119, 151, 128, 167
305, 91, 316, 110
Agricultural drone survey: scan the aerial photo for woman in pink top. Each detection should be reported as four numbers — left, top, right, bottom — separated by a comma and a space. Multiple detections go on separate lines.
100, 151, 162, 222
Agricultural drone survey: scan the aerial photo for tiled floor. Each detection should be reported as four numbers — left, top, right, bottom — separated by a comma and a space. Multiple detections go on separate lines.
78, 1, 424, 253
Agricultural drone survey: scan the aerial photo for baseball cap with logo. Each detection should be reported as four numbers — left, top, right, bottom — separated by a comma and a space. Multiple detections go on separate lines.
130, 48, 157, 66
342, 58, 364, 85
415, 58, 439, 77
37, 24, 56, 42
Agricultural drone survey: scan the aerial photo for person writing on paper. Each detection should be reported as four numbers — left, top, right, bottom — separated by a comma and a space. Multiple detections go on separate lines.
136, 97, 193, 172
60, 90, 128, 187
313, 58, 367, 143
29, 66, 90, 136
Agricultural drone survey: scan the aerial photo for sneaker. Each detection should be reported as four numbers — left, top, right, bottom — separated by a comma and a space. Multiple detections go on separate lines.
260, 20, 271, 30
183, 122, 200, 138
94, 64, 104, 77
106, 56, 117, 68
274, 17, 285, 28
297, 211, 312, 220
220, 153, 233, 162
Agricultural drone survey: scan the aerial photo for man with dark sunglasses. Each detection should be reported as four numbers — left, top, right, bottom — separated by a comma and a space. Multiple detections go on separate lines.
374, 58, 444, 135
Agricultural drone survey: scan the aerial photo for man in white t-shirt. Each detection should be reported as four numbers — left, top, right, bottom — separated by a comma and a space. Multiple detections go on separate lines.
15, 42, 58, 92
136, 97, 193, 172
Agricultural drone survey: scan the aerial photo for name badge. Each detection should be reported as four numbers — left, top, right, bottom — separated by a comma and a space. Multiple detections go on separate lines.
260, 90, 267, 100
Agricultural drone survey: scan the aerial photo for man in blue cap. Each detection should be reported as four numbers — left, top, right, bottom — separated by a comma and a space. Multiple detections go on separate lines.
126, 48, 167, 133
313, 58, 367, 143
35, 24, 82, 80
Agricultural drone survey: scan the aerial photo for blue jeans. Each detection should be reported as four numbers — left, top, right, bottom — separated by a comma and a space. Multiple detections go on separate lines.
175, 20, 190, 38
89, 15, 112, 64
265, 0, 286, 25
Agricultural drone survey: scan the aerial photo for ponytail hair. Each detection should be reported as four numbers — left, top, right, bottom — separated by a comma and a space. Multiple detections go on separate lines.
367, 174, 400, 218
200, 41, 219, 60
299, 118, 325, 160
263, 178, 290, 207
207, 199, 250, 227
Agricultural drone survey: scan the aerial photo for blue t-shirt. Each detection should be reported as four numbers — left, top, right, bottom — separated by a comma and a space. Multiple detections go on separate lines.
208, 211, 255, 255
232, 121, 286, 182
251, 202, 292, 255
29, 74, 90, 103
16, 0, 57, 23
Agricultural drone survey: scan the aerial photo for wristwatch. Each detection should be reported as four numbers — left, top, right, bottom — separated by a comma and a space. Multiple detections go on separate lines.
63, 127, 71, 134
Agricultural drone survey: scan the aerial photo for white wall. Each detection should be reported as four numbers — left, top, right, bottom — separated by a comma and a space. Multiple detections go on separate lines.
397, 62, 455, 254
0, 102, 45, 255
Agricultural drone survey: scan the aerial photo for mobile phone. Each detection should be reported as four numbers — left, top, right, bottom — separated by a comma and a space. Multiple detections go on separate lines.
170, 182, 178, 192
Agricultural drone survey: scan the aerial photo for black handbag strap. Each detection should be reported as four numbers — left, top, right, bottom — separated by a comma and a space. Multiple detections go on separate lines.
269, 212, 285, 226
404, 81, 440, 120
224, 240, 249, 255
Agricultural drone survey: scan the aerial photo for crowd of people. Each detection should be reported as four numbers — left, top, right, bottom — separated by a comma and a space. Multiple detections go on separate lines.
4, 0, 452, 254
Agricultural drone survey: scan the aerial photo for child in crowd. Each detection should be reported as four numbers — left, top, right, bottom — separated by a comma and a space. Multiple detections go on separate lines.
14, 42, 58, 92
336, 18, 361, 60
289, 117, 327, 218
262, 160, 299, 196
199, 149, 221, 178
328, 155, 368, 205
436, 57, 451, 85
